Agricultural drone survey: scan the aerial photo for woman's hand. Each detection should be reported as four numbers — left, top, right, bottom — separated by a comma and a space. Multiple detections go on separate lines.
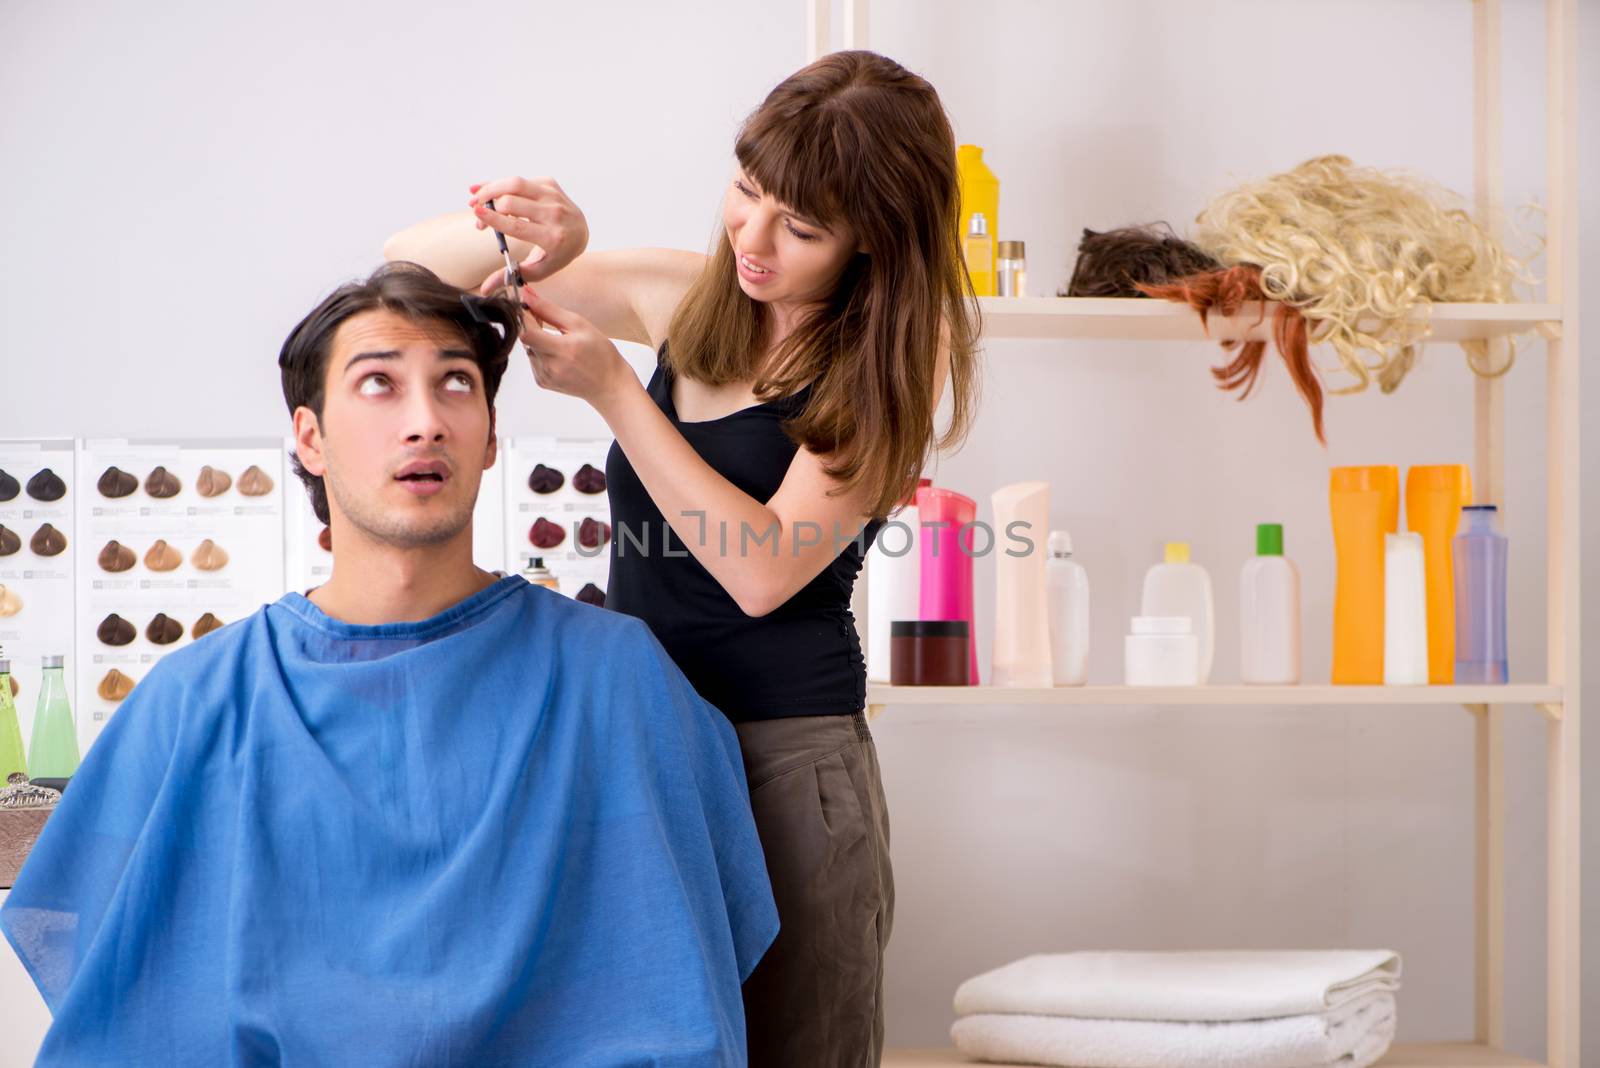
467, 176, 589, 289
514, 287, 638, 414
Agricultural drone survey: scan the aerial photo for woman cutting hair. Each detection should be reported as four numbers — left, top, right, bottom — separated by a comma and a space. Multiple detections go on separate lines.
386, 48, 979, 1065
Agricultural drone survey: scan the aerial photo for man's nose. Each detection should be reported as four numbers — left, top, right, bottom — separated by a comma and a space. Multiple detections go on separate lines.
402, 390, 449, 445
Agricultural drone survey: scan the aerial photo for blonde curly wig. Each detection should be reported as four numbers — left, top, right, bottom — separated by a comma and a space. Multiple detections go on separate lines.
1193, 154, 1523, 394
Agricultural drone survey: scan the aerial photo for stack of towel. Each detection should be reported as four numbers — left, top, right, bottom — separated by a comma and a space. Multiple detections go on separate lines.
951, 950, 1402, 1068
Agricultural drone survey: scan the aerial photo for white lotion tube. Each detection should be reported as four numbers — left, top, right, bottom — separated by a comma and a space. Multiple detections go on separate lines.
991, 481, 1052, 687
1384, 531, 1429, 685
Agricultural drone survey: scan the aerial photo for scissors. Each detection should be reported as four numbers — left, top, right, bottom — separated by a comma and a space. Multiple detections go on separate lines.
485, 197, 540, 346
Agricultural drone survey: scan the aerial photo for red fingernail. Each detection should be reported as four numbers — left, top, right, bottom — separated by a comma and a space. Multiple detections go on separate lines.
469, 183, 481, 192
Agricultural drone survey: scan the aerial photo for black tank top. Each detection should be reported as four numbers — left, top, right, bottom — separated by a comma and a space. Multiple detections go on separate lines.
604, 344, 884, 722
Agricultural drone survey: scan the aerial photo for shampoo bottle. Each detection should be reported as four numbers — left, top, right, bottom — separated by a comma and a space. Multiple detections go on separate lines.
1239, 523, 1301, 685
867, 479, 930, 683
0, 653, 26, 782
1046, 531, 1090, 686
1141, 542, 1214, 684
27, 655, 79, 778
1453, 505, 1508, 684
957, 144, 999, 294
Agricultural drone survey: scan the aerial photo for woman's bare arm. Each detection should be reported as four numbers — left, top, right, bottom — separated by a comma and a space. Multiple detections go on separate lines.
386, 211, 703, 348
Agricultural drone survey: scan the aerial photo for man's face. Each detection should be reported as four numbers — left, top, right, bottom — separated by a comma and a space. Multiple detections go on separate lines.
293, 308, 497, 550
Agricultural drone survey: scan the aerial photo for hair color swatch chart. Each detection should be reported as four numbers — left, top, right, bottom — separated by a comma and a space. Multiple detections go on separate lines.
0, 436, 618, 756
72, 440, 287, 748
0, 440, 78, 748
503, 437, 613, 602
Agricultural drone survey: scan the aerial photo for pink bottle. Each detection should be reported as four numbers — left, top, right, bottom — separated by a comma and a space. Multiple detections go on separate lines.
917, 486, 979, 685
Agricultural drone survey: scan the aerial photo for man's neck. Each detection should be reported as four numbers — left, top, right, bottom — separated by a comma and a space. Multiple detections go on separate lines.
308, 526, 500, 626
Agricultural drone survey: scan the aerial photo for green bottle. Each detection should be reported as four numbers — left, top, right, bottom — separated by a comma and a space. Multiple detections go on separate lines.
0, 655, 26, 782
27, 655, 79, 779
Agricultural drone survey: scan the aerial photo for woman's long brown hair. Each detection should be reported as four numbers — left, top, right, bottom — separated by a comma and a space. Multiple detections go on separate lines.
666, 50, 980, 519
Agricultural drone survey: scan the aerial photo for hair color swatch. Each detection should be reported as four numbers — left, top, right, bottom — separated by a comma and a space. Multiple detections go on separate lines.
0, 526, 19, 557
196, 466, 233, 497
146, 613, 184, 645
578, 517, 610, 549
30, 524, 67, 557
97, 614, 136, 646
97, 466, 139, 498
97, 540, 137, 572
237, 465, 275, 496
26, 469, 67, 502
191, 539, 229, 571
573, 464, 607, 494
0, 470, 18, 502
145, 467, 182, 499
530, 517, 566, 549
144, 540, 183, 572
192, 612, 225, 639
97, 669, 136, 702
528, 464, 564, 494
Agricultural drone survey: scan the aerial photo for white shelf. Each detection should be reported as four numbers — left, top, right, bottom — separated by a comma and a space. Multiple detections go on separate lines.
867, 683, 1561, 709
885, 1042, 1547, 1067
976, 297, 1561, 343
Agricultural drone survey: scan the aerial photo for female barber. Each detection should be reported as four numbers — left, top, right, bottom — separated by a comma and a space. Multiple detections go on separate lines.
386, 49, 978, 1066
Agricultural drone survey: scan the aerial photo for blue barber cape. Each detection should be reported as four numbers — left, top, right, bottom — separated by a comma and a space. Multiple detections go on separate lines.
2, 576, 778, 1066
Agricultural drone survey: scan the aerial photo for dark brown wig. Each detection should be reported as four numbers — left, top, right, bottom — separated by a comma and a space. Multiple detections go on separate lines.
1139, 266, 1326, 445
1061, 224, 1222, 298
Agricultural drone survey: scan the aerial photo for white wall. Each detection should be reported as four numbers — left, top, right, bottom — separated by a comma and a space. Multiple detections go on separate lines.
1, 0, 1595, 1062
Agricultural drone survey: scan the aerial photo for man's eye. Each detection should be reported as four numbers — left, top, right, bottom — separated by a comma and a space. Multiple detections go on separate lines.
358, 375, 391, 396
445, 373, 474, 393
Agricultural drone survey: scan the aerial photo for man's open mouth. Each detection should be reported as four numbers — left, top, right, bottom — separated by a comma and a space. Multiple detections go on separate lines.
395, 461, 450, 483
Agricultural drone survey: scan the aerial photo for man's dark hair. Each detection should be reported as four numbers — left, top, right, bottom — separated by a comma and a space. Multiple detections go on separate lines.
279, 261, 520, 525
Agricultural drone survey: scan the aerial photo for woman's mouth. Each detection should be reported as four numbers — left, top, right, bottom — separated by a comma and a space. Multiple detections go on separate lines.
737, 252, 775, 285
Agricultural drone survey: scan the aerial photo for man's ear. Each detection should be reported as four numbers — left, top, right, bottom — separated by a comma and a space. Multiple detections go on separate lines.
484, 408, 498, 471
292, 407, 327, 477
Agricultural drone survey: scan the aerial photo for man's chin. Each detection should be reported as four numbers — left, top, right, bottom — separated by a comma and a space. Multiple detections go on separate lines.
337, 503, 475, 552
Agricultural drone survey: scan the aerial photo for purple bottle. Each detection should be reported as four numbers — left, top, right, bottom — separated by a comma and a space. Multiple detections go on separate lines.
1452, 505, 1508, 684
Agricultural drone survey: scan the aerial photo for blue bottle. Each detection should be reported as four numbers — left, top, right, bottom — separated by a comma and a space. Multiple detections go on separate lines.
1453, 505, 1508, 684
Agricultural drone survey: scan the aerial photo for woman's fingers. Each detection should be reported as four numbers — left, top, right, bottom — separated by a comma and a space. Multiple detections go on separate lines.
468, 175, 556, 207
479, 193, 544, 220
519, 286, 585, 334
472, 201, 564, 252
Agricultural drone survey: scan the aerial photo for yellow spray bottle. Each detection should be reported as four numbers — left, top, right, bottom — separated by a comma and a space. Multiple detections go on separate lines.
957, 145, 999, 296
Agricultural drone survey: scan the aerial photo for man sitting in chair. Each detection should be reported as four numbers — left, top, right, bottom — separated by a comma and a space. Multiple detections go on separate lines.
1, 263, 777, 1067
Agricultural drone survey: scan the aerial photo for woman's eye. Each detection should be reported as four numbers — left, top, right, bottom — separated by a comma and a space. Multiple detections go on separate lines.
735, 180, 758, 200
786, 221, 818, 242
444, 373, 474, 393
357, 375, 391, 396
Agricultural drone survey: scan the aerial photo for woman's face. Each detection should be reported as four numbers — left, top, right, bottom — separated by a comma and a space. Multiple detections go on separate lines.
722, 167, 861, 308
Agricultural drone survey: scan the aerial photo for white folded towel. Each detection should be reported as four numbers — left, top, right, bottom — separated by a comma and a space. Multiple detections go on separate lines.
953, 950, 1402, 1023
951, 990, 1397, 1068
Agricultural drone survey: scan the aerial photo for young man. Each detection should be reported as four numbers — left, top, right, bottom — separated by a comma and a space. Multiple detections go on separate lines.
0, 263, 778, 1066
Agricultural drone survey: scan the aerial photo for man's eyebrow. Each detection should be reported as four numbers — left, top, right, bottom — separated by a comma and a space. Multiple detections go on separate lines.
343, 348, 478, 371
